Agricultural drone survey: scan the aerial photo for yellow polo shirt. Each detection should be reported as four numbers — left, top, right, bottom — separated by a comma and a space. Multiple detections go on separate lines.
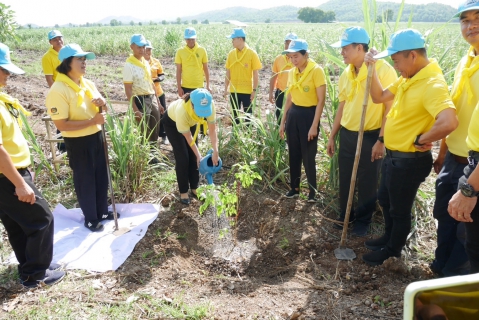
272, 54, 294, 92
149, 57, 164, 97
339, 60, 397, 131
384, 60, 455, 152
175, 44, 208, 89
0, 101, 30, 172
446, 48, 479, 157
286, 61, 326, 107
46, 80, 101, 138
123, 59, 155, 96
41, 47, 60, 81
225, 45, 262, 94
167, 98, 216, 133
467, 101, 479, 152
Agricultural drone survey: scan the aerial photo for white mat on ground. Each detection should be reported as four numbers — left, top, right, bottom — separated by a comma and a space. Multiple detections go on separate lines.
7, 203, 160, 272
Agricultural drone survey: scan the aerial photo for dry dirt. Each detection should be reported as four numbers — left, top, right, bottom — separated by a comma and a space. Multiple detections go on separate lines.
0, 50, 438, 319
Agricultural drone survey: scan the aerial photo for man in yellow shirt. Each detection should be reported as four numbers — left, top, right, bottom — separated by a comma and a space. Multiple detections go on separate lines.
362, 29, 458, 266
224, 28, 262, 124
327, 27, 397, 237
0, 43, 64, 288
41, 30, 63, 88
269, 32, 297, 121
430, 2, 479, 277
175, 28, 210, 96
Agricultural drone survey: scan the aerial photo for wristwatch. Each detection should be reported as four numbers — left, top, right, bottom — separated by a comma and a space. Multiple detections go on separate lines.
459, 182, 479, 198
377, 136, 384, 143
414, 134, 424, 146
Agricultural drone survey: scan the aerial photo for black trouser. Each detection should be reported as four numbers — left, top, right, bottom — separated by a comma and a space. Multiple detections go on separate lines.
133, 94, 160, 142
378, 150, 433, 256
0, 169, 53, 281
338, 127, 381, 226
274, 89, 285, 122
64, 131, 109, 223
285, 104, 319, 194
158, 94, 166, 138
229, 92, 252, 124
461, 151, 479, 273
432, 151, 469, 276
162, 114, 199, 194
181, 87, 197, 95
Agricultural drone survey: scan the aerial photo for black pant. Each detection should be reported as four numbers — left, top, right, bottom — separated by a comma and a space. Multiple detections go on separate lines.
63, 131, 109, 222
158, 94, 166, 138
162, 114, 199, 194
285, 104, 319, 193
338, 127, 381, 226
133, 94, 160, 142
460, 151, 479, 274
181, 87, 197, 95
378, 152, 433, 256
229, 92, 252, 124
0, 169, 53, 281
274, 89, 285, 122
432, 151, 469, 276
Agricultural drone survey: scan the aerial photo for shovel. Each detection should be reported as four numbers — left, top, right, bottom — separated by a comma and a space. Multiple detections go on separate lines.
99, 105, 130, 236
334, 64, 374, 260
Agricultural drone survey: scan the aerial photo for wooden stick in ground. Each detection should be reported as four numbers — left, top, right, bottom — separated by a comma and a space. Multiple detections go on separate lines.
338, 64, 374, 249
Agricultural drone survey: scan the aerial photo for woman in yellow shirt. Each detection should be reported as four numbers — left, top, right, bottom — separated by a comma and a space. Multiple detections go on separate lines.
46, 44, 112, 232
162, 89, 219, 205
279, 39, 326, 202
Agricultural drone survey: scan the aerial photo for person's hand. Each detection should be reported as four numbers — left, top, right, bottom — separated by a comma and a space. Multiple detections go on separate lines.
364, 49, 379, 67
448, 190, 476, 222
177, 87, 184, 98
307, 125, 318, 141
269, 92, 275, 104
250, 91, 256, 102
92, 112, 106, 125
158, 100, 165, 115
134, 110, 143, 122
196, 152, 202, 169
326, 137, 335, 157
206, 86, 212, 93
433, 155, 445, 174
91, 97, 106, 108
414, 142, 433, 152
371, 141, 385, 162
15, 183, 36, 204
223, 90, 229, 100
212, 150, 219, 166
279, 123, 285, 140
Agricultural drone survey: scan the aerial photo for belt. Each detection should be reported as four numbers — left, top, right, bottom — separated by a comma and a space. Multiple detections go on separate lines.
0, 168, 28, 179
451, 153, 468, 164
386, 149, 431, 159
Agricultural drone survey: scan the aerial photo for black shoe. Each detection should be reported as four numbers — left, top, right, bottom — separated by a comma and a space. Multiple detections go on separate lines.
49, 263, 62, 271
362, 248, 400, 266
307, 191, 317, 203
284, 189, 299, 198
180, 197, 190, 205
100, 211, 120, 221
84, 220, 104, 232
21, 269, 66, 289
148, 157, 160, 165
352, 223, 369, 237
332, 216, 355, 230
364, 235, 389, 251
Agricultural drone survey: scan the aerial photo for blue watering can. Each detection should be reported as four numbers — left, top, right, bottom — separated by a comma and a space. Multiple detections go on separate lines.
199, 149, 222, 185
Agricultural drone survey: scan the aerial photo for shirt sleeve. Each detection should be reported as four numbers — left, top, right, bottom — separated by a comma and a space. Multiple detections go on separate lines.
225, 52, 232, 69
174, 49, 182, 64
46, 85, 71, 120
422, 80, 456, 118
252, 51, 262, 70
286, 69, 293, 88
201, 48, 208, 64
123, 63, 133, 83
42, 55, 53, 76
338, 71, 347, 102
174, 106, 191, 133
313, 66, 326, 88
378, 64, 398, 90
207, 102, 216, 123
386, 77, 403, 95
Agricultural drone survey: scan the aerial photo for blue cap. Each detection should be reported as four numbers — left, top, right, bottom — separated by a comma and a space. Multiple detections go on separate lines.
226, 28, 246, 39
130, 34, 147, 46
145, 40, 154, 49
456, 0, 479, 17
190, 88, 213, 117
184, 28, 197, 39
58, 44, 96, 62
374, 29, 425, 59
331, 27, 370, 48
284, 32, 298, 41
0, 43, 24, 75
282, 39, 309, 54
48, 30, 63, 40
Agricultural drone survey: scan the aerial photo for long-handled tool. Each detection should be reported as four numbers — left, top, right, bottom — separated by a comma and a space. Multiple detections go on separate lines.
99, 105, 129, 236
334, 64, 374, 260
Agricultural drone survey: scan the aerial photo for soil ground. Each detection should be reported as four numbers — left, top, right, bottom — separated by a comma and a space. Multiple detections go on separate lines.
0, 50, 438, 319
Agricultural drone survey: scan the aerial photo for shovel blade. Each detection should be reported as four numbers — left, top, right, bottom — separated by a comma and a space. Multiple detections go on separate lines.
334, 247, 356, 260
112, 227, 130, 236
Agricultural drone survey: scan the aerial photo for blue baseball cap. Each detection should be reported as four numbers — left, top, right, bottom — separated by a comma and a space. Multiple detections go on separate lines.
282, 39, 309, 54
145, 40, 154, 49
331, 27, 370, 48
456, 0, 479, 17
284, 32, 298, 41
130, 34, 147, 46
0, 43, 24, 75
190, 88, 213, 118
227, 28, 246, 39
58, 44, 96, 62
374, 29, 425, 59
184, 28, 197, 39
48, 30, 63, 40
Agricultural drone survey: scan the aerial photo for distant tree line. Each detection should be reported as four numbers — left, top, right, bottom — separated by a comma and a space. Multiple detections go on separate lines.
298, 7, 336, 23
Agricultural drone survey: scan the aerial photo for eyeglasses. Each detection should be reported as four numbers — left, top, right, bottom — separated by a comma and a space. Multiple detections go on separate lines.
7, 103, 19, 119
0, 67, 10, 76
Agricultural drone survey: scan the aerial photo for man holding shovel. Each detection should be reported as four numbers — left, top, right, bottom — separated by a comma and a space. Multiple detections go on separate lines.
362, 29, 458, 266
327, 27, 397, 237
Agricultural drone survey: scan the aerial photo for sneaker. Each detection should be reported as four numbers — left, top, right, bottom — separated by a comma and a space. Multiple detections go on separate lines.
84, 220, 104, 232
49, 263, 62, 271
307, 191, 317, 203
21, 269, 66, 289
180, 197, 190, 205
100, 211, 120, 221
284, 189, 299, 198
362, 248, 400, 267
162, 137, 169, 145
364, 235, 389, 251
352, 223, 369, 237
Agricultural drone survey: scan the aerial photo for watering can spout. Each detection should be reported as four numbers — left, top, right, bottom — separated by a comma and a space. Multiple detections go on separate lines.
199, 149, 222, 185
